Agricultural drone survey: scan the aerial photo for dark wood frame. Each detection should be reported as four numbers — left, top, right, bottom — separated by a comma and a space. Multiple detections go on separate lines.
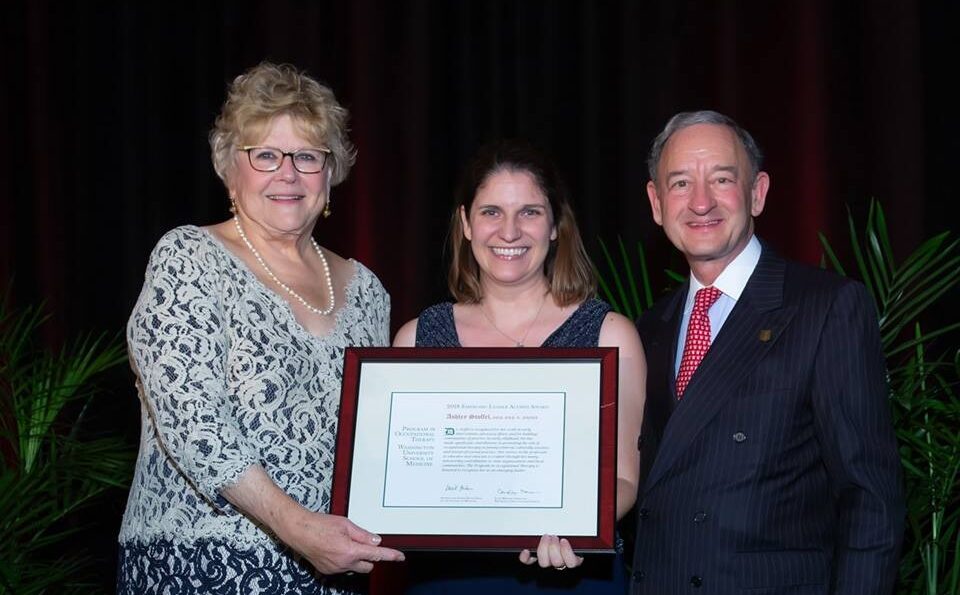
330, 347, 619, 552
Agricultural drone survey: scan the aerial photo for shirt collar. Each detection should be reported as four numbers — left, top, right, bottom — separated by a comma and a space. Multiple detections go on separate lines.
688, 235, 762, 300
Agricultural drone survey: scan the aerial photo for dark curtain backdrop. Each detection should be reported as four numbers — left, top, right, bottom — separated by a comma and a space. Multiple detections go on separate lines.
1, 0, 955, 590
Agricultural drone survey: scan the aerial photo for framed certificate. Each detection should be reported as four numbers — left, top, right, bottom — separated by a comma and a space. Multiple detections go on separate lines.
330, 347, 618, 552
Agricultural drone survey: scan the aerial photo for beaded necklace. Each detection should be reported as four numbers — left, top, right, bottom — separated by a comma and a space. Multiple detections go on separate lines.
234, 217, 335, 316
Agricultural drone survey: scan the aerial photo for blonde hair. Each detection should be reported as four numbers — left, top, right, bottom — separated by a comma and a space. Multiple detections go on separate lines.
209, 62, 356, 186
447, 140, 596, 306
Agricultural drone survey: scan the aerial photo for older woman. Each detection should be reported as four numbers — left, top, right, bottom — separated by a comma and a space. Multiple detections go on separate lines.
117, 63, 403, 594
394, 140, 645, 594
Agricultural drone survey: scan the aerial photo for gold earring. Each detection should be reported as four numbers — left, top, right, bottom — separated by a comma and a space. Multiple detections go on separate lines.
322, 201, 332, 218
230, 197, 237, 214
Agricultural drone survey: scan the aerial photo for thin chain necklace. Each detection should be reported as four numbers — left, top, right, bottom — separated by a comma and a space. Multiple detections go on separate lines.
479, 292, 548, 347
234, 217, 335, 316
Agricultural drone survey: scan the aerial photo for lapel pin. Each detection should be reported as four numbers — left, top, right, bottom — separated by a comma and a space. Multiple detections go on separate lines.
758, 329, 772, 342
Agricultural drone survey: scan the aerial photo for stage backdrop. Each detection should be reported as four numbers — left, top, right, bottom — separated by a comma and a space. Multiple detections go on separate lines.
1, 0, 955, 590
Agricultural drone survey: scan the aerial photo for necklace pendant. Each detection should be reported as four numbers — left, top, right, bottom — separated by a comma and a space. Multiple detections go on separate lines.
479, 292, 548, 349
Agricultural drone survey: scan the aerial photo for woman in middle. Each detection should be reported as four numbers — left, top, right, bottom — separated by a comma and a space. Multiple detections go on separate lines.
394, 140, 645, 594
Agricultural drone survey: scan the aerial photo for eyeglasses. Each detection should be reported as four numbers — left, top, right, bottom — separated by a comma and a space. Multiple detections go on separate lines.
239, 146, 330, 174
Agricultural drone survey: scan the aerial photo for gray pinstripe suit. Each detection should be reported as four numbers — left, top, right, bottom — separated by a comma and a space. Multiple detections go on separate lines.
630, 246, 904, 594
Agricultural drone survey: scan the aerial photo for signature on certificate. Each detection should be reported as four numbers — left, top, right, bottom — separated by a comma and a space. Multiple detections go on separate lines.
445, 483, 475, 492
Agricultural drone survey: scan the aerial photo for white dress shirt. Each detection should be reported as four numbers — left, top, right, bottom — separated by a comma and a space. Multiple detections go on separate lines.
674, 235, 762, 377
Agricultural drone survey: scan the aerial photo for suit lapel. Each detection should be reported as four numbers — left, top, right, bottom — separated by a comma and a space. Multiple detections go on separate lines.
642, 251, 797, 492
652, 283, 686, 406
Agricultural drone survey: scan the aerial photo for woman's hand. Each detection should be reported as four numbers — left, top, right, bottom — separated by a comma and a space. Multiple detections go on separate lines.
518, 534, 583, 570
275, 506, 404, 575
223, 465, 404, 575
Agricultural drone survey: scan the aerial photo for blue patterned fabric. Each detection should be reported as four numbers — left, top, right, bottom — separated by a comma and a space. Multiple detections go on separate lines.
406, 297, 627, 595
414, 299, 610, 348
117, 539, 365, 595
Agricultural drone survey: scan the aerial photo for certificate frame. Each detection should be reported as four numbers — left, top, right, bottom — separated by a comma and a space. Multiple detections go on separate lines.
330, 347, 618, 552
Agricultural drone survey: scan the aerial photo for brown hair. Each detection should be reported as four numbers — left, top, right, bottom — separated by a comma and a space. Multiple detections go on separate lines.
209, 62, 356, 186
447, 140, 595, 306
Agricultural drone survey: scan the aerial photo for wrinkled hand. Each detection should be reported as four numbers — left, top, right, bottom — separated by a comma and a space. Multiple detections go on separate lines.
519, 534, 583, 570
279, 509, 405, 575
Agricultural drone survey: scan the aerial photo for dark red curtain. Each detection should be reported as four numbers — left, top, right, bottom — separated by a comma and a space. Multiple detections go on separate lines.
3, 0, 953, 338
0, 0, 954, 590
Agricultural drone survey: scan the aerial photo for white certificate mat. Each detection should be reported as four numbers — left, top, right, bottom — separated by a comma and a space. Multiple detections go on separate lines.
331, 348, 618, 551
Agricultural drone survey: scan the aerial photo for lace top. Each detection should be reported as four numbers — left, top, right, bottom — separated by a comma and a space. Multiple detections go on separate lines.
119, 226, 390, 549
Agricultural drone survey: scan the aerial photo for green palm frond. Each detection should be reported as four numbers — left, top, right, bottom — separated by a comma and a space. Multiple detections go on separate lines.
0, 553, 93, 595
16, 334, 126, 473
818, 201, 960, 352
595, 236, 674, 318
0, 294, 133, 593
820, 200, 960, 594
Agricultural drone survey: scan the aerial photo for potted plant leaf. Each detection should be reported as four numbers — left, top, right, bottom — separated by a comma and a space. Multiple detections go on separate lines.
820, 200, 960, 594
0, 296, 133, 594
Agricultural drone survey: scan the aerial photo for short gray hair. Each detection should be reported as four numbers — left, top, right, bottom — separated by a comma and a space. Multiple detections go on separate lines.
647, 110, 763, 184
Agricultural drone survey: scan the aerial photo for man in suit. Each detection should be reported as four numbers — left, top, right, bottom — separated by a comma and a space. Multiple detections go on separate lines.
630, 110, 904, 594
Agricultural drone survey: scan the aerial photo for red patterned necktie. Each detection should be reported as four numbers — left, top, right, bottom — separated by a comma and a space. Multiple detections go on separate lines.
676, 286, 722, 398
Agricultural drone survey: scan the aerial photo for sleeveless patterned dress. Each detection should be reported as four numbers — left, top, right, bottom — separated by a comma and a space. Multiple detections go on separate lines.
404, 298, 628, 594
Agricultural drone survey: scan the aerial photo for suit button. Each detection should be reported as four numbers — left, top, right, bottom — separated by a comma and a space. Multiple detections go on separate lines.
637, 434, 645, 449
638, 507, 649, 519
693, 511, 707, 523
733, 431, 747, 442
632, 569, 645, 581
690, 575, 703, 587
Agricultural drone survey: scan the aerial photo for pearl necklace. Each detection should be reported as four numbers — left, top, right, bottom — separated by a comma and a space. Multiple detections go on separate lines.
234, 217, 335, 316
479, 293, 548, 347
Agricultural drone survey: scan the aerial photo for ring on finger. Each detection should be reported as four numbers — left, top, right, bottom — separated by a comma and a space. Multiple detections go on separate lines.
556, 565, 566, 570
